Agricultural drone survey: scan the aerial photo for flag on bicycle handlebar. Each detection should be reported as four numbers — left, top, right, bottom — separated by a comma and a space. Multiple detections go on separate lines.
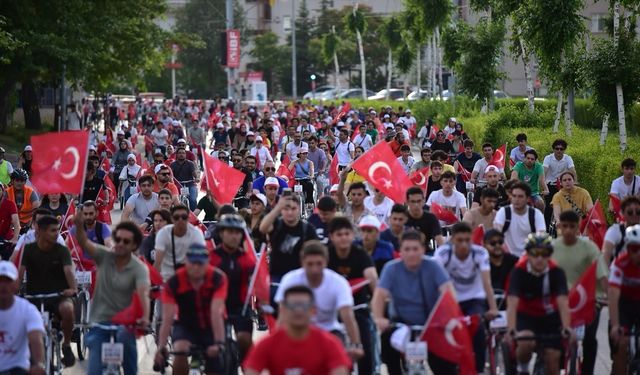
580, 200, 607, 248
30, 131, 90, 195
422, 289, 476, 375
489, 144, 506, 170
568, 261, 597, 327
202, 151, 246, 204
430, 202, 460, 225
609, 194, 624, 222
456, 163, 471, 182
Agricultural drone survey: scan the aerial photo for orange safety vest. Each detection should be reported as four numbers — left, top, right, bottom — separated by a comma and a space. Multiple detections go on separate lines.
6, 185, 35, 225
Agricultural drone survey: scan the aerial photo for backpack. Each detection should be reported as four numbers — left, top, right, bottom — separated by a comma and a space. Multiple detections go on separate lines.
614, 223, 626, 259
441, 243, 480, 271
501, 206, 536, 234
93, 221, 105, 245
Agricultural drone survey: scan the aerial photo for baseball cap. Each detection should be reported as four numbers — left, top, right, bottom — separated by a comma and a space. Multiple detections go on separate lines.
359, 215, 381, 231
330, 184, 339, 193
255, 136, 263, 142
298, 145, 309, 155
405, 109, 412, 113
116, 130, 125, 136
484, 165, 500, 174
88, 145, 97, 151
24, 145, 33, 152
246, 131, 255, 137
216, 123, 224, 129
154, 148, 164, 156
0, 261, 18, 281
337, 121, 345, 127
154, 164, 169, 174
186, 243, 209, 264
177, 138, 187, 144
265, 177, 279, 187
250, 192, 267, 206
383, 114, 390, 119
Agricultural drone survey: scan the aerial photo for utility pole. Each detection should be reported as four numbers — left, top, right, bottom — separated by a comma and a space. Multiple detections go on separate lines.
226, 0, 234, 100
291, 0, 297, 100
60, 65, 66, 132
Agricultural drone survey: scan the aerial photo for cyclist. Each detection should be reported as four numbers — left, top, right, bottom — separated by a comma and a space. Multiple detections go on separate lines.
353, 124, 374, 151
334, 128, 355, 170
152, 164, 179, 199
170, 139, 197, 163
430, 129, 455, 155
208, 214, 256, 361
0, 146, 14, 185
11, 208, 66, 263
426, 161, 444, 200
410, 148, 432, 173
170, 148, 199, 210
154, 204, 205, 282
463, 187, 498, 229
396, 144, 415, 174
154, 243, 227, 375
505, 233, 574, 375
230, 154, 253, 210
608, 224, 640, 375
603, 196, 640, 264
483, 229, 517, 292
494, 181, 546, 257
372, 229, 457, 374
252, 161, 288, 194
308, 196, 338, 244
427, 170, 468, 226
405, 186, 444, 254
0, 260, 46, 375
289, 145, 315, 205
380, 203, 408, 250
244, 285, 351, 375
243, 155, 261, 180
249, 136, 273, 167
139, 209, 171, 264
364, 188, 394, 225
336, 172, 372, 226
69, 201, 113, 258
150, 122, 169, 155
274, 240, 364, 361
285, 131, 308, 162
509, 133, 533, 165
551, 171, 593, 223
453, 139, 481, 194
472, 165, 509, 208
471, 143, 506, 183
609, 158, 640, 213
356, 215, 396, 274
543, 139, 577, 225
40, 193, 68, 222
121, 175, 159, 226
19, 215, 77, 367
118, 154, 142, 204
552, 210, 608, 375
434, 222, 499, 373
0, 181, 20, 259
327, 217, 378, 375
6, 169, 39, 231
511, 149, 548, 212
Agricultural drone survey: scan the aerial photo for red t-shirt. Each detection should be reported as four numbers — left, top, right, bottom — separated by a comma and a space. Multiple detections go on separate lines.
243, 326, 351, 375
0, 198, 18, 240
609, 252, 640, 301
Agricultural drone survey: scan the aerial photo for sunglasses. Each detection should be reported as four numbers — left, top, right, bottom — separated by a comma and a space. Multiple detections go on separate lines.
528, 250, 552, 258
625, 209, 640, 216
488, 240, 504, 246
159, 172, 170, 176
173, 213, 189, 221
283, 301, 314, 312
114, 236, 133, 245
265, 167, 276, 172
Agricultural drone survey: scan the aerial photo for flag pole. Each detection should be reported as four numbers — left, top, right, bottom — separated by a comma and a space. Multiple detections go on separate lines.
76, 134, 92, 206
582, 199, 598, 236
242, 243, 267, 316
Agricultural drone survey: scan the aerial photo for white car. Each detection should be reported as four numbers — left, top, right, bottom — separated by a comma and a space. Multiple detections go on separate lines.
368, 89, 406, 101
302, 85, 335, 100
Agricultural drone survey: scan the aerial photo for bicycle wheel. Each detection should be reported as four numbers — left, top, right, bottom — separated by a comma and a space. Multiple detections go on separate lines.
500, 341, 516, 375
75, 291, 89, 360
565, 342, 580, 375
53, 329, 63, 373
223, 338, 240, 375
44, 333, 53, 375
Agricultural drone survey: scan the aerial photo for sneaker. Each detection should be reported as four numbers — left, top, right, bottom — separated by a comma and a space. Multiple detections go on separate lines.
62, 345, 76, 367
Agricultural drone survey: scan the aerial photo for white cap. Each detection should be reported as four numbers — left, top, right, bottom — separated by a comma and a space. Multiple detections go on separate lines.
255, 136, 263, 142
359, 215, 381, 230
127, 153, 136, 160
246, 131, 255, 137
383, 114, 390, 119
177, 138, 187, 144
88, 145, 97, 151
216, 123, 224, 128
265, 177, 279, 187
0, 261, 18, 281
405, 109, 412, 113
172, 120, 180, 126
337, 121, 345, 127
449, 117, 458, 122
485, 165, 500, 174
116, 130, 125, 135
24, 145, 32, 152
250, 192, 267, 206
298, 145, 309, 154
154, 164, 169, 174
390, 324, 410, 353
330, 184, 339, 193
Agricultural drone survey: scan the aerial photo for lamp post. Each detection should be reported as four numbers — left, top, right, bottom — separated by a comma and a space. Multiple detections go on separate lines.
310, 74, 316, 99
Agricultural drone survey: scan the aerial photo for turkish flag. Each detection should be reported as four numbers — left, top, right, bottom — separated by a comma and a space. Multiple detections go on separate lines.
509, 158, 516, 168
103, 176, 117, 210
609, 194, 624, 222
580, 200, 608, 248
60, 200, 77, 234
472, 225, 485, 246
276, 155, 295, 188
351, 141, 413, 204
568, 261, 597, 327
251, 248, 270, 304
30, 131, 90, 195
96, 187, 112, 225
490, 144, 506, 169
331, 102, 351, 126
373, 117, 385, 135
349, 277, 371, 294
202, 151, 246, 204
328, 153, 340, 185
456, 162, 471, 182
101, 157, 111, 173
410, 166, 430, 192
422, 290, 476, 375
430, 202, 460, 225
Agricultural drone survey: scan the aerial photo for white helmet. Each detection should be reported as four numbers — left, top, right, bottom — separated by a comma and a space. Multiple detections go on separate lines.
625, 224, 640, 247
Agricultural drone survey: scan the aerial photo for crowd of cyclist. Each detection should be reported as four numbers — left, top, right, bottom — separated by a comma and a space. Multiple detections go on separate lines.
0, 96, 639, 375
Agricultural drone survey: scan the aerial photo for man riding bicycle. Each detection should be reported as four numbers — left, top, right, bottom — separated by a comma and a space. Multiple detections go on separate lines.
289, 145, 315, 206
155, 243, 228, 375
6, 169, 39, 232
0, 181, 20, 260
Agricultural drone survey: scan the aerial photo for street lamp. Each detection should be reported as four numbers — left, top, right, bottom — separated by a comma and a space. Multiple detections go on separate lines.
310, 74, 316, 99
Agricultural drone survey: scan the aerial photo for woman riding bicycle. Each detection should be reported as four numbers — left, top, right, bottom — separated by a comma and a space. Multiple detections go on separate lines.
118, 154, 141, 204
551, 170, 593, 223
289, 145, 315, 205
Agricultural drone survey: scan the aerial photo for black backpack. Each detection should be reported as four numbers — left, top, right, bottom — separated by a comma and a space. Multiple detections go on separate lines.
441, 243, 480, 271
614, 224, 626, 259
501, 206, 536, 234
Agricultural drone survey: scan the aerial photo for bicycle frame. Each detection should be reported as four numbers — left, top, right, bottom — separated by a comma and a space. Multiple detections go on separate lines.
25, 293, 64, 375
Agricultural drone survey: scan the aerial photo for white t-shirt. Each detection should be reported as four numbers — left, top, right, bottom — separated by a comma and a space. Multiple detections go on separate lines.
285, 141, 309, 162
398, 116, 417, 128
119, 164, 142, 180
335, 140, 355, 167
604, 223, 626, 253
0, 297, 45, 371
274, 268, 353, 332
610, 175, 640, 199
249, 146, 273, 167
493, 205, 546, 257
396, 156, 415, 174
427, 190, 467, 226
509, 146, 533, 164
353, 134, 373, 151
364, 196, 394, 225
155, 224, 205, 281
542, 154, 575, 183
434, 244, 490, 302
472, 158, 504, 181
151, 128, 169, 146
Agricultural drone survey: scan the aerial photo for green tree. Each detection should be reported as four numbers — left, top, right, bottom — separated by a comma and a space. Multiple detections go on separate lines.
248, 32, 287, 96
289, 0, 316, 96
322, 27, 342, 90
380, 16, 403, 98
344, 4, 368, 99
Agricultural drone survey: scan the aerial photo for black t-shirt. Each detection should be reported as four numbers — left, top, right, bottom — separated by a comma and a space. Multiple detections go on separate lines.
235, 168, 253, 198
196, 196, 218, 222
22, 242, 72, 294
328, 245, 374, 305
455, 152, 482, 173
473, 184, 509, 208
42, 202, 68, 223
508, 263, 568, 317
490, 253, 519, 291
170, 160, 197, 183
426, 177, 442, 200
430, 140, 455, 154
405, 211, 442, 254
269, 218, 318, 278
83, 175, 106, 202
307, 213, 329, 244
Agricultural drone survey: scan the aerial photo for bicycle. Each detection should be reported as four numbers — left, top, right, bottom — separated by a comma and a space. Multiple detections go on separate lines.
73, 270, 92, 361
294, 178, 316, 219
485, 290, 513, 375
508, 332, 569, 375
118, 176, 137, 210
390, 323, 429, 375
624, 326, 640, 375
89, 323, 143, 375
25, 292, 65, 375
177, 179, 195, 208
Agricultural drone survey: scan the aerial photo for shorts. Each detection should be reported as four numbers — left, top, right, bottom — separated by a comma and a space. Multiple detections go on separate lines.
35, 296, 71, 319
172, 323, 223, 373
227, 307, 254, 334
619, 298, 640, 330
516, 312, 563, 350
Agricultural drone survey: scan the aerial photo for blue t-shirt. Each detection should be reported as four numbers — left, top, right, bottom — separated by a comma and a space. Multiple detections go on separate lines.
252, 175, 289, 194
379, 257, 449, 325
70, 222, 111, 259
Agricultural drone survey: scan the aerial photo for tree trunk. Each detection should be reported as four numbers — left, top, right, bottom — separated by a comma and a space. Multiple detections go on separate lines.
416, 47, 421, 92
356, 29, 367, 100
553, 91, 563, 133
564, 96, 572, 136
0, 79, 15, 134
333, 52, 340, 90
432, 33, 437, 96
600, 113, 609, 145
520, 37, 535, 113
613, 1, 627, 152
425, 40, 432, 97
385, 49, 392, 100
436, 27, 443, 96
21, 80, 42, 130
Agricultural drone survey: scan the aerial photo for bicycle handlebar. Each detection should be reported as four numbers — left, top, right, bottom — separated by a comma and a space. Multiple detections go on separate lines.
24, 292, 65, 300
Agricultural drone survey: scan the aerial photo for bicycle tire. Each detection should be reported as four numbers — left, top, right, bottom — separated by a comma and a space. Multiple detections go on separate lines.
565, 342, 580, 375
53, 329, 63, 373
500, 341, 516, 375
75, 292, 89, 360
223, 338, 240, 375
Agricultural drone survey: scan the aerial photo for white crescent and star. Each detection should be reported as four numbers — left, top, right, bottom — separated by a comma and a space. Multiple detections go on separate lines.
444, 318, 462, 348
52, 147, 80, 180
570, 285, 587, 313
494, 150, 504, 163
412, 170, 428, 186
368, 161, 393, 189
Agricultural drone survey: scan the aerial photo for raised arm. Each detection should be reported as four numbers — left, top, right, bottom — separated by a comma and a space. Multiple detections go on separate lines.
73, 212, 98, 258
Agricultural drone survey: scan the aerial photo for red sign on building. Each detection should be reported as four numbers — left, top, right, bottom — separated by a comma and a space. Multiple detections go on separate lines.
247, 71, 263, 82
226, 29, 241, 68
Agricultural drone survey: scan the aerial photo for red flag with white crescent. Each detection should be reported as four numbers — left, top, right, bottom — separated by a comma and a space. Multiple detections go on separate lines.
202, 151, 246, 204
410, 166, 430, 192
568, 261, 597, 327
430, 202, 460, 225
331, 102, 351, 126
328, 154, 340, 185
580, 200, 608, 248
31, 132, 90, 195
489, 144, 506, 169
609, 194, 624, 222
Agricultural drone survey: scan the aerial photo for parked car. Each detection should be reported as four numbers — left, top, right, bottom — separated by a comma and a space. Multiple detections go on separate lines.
318, 88, 346, 101
302, 85, 335, 100
399, 89, 430, 101
337, 88, 376, 99
368, 89, 406, 101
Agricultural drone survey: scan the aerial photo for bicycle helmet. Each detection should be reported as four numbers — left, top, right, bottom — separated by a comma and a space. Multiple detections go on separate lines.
217, 214, 246, 231
11, 168, 29, 181
625, 224, 640, 246
524, 233, 554, 253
